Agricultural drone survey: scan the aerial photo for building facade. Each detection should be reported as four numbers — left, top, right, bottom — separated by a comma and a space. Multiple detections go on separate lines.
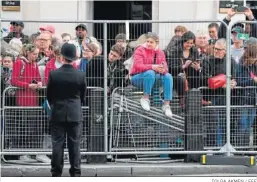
1, 0, 256, 48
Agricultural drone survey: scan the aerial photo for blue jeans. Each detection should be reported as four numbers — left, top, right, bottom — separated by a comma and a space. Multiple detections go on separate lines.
131, 70, 173, 101
239, 107, 256, 134
209, 96, 226, 147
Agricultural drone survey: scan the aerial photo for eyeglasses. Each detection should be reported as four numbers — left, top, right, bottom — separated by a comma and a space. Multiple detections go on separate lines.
214, 47, 225, 51
38, 38, 50, 42
82, 48, 92, 53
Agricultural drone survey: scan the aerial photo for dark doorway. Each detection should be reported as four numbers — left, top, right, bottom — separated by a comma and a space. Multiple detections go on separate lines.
93, 1, 152, 52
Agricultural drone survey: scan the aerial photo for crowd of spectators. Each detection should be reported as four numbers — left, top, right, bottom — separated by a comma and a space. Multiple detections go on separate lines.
1, 7, 257, 162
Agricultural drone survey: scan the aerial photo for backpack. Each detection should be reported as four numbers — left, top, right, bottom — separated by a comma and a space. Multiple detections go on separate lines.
123, 46, 142, 80
123, 56, 134, 80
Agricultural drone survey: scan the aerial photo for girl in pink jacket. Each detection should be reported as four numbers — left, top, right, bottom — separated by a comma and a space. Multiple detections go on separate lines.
130, 32, 173, 118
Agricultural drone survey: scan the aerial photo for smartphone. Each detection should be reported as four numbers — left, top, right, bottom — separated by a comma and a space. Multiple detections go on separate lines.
3, 67, 9, 72
236, 6, 248, 13
208, 39, 216, 45
232, 5, 248, 13
32, 79, 38, 84
194, 59, 201, 63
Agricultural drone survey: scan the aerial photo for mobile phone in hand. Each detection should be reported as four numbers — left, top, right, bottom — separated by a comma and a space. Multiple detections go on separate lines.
194, 59, 201, 63
236, 6, 248, 13
32, 79, 38, 84
208, 39, 216, 45
3, 67, 9, 72
232, 5, 248, 13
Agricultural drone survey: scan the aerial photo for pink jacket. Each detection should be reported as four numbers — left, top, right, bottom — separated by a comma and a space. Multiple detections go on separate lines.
130, 44, 168, 75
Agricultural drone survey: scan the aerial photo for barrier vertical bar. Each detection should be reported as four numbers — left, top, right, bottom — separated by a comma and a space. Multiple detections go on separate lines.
0, 17, 3, 155
226, 22, 232, 156
103, 22, 108, 152
125, 21, 129, 40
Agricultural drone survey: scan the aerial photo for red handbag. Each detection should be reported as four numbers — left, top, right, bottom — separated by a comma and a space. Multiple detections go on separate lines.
208, 74, 226, 89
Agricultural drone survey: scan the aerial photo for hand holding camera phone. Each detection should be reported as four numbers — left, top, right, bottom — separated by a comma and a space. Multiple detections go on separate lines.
32, 79, 38, 84
29, 79, 42, 89
208, 39, 216, 45
191, 59, 201, 71
2, 67, 10, 72
194, 59, 201, 63
232, 5, 248, 13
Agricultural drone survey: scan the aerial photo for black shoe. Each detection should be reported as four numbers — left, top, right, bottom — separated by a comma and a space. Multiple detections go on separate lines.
70, 173, 81, 177
52, 173, 62, 177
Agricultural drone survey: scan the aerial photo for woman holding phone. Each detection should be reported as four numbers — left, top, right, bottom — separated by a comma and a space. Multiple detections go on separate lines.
11, 44, 42, 106
11, 44, 45, 162
130, 32, 173, 118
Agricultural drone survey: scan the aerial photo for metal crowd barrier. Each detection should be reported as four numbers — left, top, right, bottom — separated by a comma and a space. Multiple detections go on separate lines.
199, 86, 257, 153
1, 86, 105, 160
2, 19, 257, 165
226, 20, 257, 155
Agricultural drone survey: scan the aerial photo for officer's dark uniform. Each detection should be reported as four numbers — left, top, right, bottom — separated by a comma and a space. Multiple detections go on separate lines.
46, 43, 86, 177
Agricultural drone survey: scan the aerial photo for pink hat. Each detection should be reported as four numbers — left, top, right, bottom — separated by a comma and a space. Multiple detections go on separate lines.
39, 25, 55, 34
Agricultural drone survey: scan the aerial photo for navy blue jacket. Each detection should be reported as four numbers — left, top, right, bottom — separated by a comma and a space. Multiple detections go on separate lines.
235, 63, 257, 105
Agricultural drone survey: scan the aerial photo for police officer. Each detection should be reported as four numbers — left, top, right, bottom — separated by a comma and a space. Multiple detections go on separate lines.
46, 43, 86, 177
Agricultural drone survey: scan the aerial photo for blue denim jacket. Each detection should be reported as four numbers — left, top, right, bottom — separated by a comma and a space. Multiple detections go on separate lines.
78, 58, 88, 72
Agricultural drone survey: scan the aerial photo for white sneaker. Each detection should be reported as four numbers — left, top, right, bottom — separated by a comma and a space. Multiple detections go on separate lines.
36, 155, 51, 163
140, 97, 150, 111
162, 104, 173, 118
19, 155, 36, 162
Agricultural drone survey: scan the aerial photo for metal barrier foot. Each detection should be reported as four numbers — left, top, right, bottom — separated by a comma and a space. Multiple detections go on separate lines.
201, 154, 256, 167
201, 143, 256, 166
219, 143, 236, 154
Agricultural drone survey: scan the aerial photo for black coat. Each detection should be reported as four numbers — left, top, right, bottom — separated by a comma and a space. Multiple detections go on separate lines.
85, 55, 128, 92
201, 55, 237, 97
46, 64, 87, 122
3, 32, 29, 44
120, 46, 134, 63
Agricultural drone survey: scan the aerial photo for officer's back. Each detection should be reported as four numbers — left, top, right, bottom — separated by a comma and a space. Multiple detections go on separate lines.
47, 44, 86, 122
47, 42, 86, 177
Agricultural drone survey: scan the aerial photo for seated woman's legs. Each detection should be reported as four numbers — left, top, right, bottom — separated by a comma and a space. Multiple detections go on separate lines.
156, 73, 173, 118
131, 70, 156, 111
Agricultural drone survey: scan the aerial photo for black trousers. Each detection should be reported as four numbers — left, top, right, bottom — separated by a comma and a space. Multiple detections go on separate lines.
51, 122, 82, 177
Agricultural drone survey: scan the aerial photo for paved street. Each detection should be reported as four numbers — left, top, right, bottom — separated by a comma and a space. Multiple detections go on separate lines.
2, 162, 257, 177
